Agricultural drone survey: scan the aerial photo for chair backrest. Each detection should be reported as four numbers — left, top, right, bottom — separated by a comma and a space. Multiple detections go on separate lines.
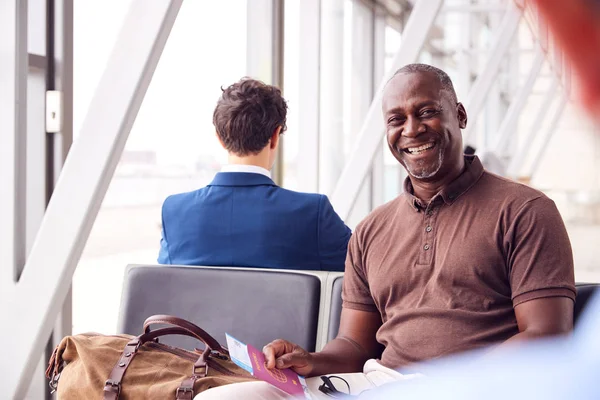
117, 265, 325, 352
575, 283, 600, 326
327, 276, 344, 342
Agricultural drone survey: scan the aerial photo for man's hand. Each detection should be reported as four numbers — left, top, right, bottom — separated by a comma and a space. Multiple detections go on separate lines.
263, 339, 313, 376
262, 309, 383, 378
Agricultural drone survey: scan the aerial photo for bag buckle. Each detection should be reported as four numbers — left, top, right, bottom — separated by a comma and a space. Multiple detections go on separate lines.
104, 379, 121, 396
48, 372, 61, 394
193, 363, 209, 378
176, 386, 194, 399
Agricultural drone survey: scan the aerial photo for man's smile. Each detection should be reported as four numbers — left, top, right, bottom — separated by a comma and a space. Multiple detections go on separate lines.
402, 141, 437, 156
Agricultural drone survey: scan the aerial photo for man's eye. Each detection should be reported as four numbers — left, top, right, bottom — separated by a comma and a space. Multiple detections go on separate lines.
388, 117, 403, 125
420, 109, 437, 117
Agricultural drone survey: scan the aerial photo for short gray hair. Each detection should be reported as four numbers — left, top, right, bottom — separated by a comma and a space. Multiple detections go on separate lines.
393, 63, 458, 103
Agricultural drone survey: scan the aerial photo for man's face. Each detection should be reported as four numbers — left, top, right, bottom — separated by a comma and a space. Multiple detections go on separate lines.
382, 71, 467, 182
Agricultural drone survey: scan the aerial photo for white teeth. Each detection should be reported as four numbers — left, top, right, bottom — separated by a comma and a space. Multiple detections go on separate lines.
407, 143, 435, 154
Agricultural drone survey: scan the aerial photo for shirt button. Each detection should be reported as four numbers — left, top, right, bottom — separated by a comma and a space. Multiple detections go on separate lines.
426, 210, 433, 216
424, 244, 430, 251
426, 226, 432, 232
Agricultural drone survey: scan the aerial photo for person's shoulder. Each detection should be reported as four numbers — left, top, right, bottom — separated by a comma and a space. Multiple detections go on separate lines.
355, 194, 406, 234
162, 187, 208, 209
480, 170, 548, 203
271, 187, 326, 205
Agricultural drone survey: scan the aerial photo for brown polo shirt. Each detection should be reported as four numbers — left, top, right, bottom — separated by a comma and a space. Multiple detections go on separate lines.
342, 156, 575, 369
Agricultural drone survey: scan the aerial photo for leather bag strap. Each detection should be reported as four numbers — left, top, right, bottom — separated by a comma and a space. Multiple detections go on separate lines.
176, 356, 210, 400
143, 315, 224, 352
103, 339, 140, 400
103, 326, 214, 400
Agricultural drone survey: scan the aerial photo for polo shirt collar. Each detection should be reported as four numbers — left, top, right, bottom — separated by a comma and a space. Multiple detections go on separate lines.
404, 155, 484, 210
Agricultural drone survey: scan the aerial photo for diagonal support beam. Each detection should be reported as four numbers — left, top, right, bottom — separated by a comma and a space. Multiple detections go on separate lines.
507, 78, 558, 177
0, 0, 27, 294
462, 1, 522, 145
525, 94, 568, 179
492, 45, 545, 153
330, 0, 443, 220
0, 1, 183, 397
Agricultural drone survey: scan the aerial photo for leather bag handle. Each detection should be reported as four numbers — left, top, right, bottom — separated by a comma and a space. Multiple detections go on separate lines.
104, 326, 216, 400
142, 315, 224, 353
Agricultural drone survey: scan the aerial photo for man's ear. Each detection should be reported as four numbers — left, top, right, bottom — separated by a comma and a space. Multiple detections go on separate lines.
269, 126, 283, 149
457, 102, 468, 129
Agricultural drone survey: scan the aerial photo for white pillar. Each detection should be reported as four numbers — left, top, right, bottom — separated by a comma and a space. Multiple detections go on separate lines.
0, 1, 183, 396
297, 0, 321, 193
246, 0, 285, 184
0, 0, 28, 291
319, 0, 345, 195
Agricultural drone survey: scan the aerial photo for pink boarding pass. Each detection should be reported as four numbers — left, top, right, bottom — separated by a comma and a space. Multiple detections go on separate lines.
226, 333, 312, 399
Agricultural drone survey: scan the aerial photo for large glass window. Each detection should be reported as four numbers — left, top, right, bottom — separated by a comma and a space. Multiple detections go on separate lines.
72, 0, 248, 334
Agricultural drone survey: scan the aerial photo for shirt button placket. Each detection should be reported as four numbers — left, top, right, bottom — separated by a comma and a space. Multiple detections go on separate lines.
421, 208, 434, 264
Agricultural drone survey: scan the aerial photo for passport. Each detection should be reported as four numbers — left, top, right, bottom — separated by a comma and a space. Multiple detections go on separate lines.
226, 334, 311, 399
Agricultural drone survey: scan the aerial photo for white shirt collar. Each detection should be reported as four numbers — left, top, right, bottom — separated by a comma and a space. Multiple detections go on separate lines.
220, 164, 271, 178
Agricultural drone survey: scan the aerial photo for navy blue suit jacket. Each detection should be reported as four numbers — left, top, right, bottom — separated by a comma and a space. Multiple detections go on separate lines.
158, 172, 351, 271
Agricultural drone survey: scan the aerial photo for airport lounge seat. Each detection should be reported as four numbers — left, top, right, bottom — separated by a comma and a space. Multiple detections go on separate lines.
117, 264, 326, 352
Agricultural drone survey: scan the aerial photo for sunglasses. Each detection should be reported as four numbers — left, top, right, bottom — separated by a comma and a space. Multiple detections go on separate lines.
318, 375, 352, 398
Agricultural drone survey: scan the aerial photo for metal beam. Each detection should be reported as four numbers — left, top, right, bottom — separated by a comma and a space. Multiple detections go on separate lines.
0, 1, 183, 396
462, 1, 522, 145
371, 6, 387, 209
330, 0, 443, 220
526, 94, 568, 178
507, 78, 559, 177
442, 4, 507, 13
492, 46, 545, 154
297, 0, 321, 192
0, 0, 27, 290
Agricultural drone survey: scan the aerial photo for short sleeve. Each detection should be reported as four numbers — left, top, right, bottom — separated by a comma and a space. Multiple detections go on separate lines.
505, 196, 576, 306
317, 195, 352, 272
342, 229, 378, 312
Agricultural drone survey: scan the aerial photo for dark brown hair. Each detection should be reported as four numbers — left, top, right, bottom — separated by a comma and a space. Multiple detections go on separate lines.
213, 77, 287, 156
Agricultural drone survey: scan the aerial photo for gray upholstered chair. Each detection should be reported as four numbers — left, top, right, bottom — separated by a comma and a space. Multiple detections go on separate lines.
117, 264, 327, 352
574, 283, 600, 326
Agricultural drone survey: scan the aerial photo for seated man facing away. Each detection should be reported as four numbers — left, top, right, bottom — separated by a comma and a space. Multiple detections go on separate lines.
195, 64, 576, 399
158, 78, 350, 271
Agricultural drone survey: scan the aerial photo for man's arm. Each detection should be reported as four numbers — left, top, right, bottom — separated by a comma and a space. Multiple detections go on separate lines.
502, 196, 576, 345
502, 297, 574, 345
263, 307, 382, 377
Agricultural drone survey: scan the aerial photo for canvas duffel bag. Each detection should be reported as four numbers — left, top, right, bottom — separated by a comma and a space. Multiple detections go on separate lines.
46, 315, 257, 399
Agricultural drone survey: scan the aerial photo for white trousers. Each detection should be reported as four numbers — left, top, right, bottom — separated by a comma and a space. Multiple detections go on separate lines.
194, 359, 421, 399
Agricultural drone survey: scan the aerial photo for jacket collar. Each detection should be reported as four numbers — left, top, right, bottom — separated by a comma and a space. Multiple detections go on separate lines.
208, 172, 278, 187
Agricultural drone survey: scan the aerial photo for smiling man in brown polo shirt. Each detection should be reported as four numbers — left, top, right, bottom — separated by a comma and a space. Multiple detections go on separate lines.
196, 64, 576, 399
